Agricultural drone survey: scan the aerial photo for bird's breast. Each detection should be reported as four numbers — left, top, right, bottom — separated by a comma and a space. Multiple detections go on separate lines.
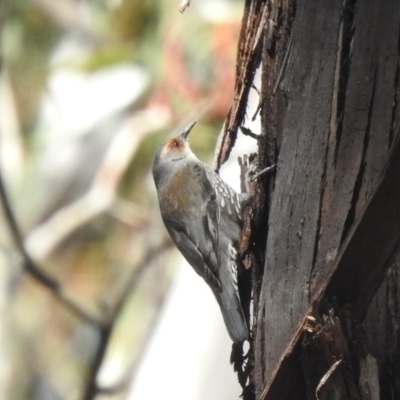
158, 167, 205, 221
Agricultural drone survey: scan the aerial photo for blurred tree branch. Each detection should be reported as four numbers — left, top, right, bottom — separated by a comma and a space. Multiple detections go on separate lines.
0, 164, 101, 326
25, 109, 169, 261
1, 154, 173, 400
82, 239, 172, 400
178, 0, 192, 13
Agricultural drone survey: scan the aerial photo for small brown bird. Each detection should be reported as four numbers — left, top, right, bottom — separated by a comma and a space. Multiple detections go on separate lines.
152, 123, 248, 342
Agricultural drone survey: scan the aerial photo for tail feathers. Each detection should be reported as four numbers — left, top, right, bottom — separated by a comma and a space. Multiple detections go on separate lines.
215, 291, 248, 342
214, 239, 248, 342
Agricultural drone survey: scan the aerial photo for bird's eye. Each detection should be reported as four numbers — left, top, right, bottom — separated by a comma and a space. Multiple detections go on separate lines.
173, 140, 179, 147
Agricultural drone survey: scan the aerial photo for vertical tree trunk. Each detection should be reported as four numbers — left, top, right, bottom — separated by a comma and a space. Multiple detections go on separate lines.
246, 0, 400, 398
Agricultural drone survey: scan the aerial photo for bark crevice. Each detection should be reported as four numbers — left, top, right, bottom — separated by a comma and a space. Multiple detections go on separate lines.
341, 66, 377, 244
334, 0, 357, 165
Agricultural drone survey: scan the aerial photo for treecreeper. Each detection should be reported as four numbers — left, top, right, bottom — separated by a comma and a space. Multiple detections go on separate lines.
152, 122, 249, 342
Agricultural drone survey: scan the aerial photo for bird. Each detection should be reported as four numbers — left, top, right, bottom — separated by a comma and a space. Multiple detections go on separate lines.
152, 122, 249, 342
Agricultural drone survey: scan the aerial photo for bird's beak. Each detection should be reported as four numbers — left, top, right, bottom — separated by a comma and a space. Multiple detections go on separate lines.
180, 121, 196, 141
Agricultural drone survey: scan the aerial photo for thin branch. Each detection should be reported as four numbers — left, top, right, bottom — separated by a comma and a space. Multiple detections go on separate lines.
1, 157, 175, 400
111, 240, 173, 321
240, 126, 260, 140
316, 360, 342, 400
81, 240, 173, 400
178, 0, 191, 13
0, 167, 101, 326
25, 108, 169, 261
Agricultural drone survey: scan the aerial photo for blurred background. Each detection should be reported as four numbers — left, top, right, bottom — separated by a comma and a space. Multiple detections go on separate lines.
0, 0, 252, 399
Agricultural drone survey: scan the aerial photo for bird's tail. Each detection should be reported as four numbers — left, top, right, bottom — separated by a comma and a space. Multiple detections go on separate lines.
215, 288, 248, 342
214, 243, 248, 342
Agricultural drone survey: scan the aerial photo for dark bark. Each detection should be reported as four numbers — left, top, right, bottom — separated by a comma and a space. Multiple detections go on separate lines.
234, 0, 400, 398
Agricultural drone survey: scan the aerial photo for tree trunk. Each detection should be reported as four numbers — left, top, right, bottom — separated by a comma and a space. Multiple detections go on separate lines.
229, 0, 400, 399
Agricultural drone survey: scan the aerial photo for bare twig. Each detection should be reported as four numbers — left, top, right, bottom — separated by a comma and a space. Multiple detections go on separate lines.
178, 0, 191, 13
240, 126, 260, 140
248, 164, 276, 182
316, 360, 342, 400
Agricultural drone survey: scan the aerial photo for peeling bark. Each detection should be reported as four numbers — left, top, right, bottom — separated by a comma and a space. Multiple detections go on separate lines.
246, 0, 400, 398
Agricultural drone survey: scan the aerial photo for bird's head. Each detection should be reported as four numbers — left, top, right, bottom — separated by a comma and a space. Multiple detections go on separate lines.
154, 122, 197, 164
152, 122, 197, 187
161, 121, 196, 161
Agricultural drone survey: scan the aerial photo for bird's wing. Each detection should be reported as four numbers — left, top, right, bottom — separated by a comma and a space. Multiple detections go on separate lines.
163, 164, 248, 341
167, 226, 221, 292
163, 162, 221, 289
204, 178, 221, 271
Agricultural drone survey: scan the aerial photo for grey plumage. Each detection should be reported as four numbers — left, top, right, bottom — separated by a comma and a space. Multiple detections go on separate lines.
152, 123, 248, 342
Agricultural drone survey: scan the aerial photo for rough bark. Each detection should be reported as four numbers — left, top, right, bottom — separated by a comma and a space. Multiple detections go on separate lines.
249, 0, 400, 398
